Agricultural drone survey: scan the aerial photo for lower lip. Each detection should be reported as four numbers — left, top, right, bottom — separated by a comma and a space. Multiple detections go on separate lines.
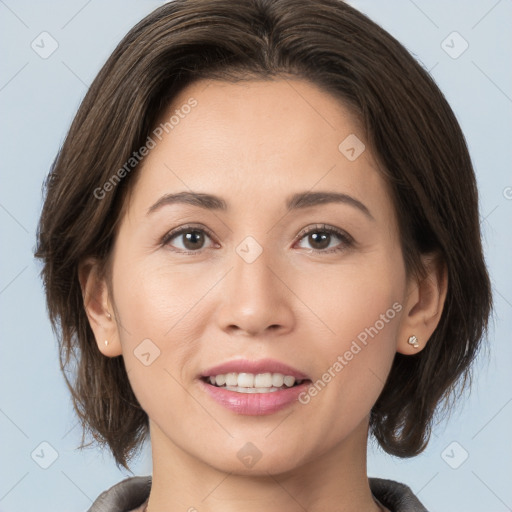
199, 379, 311, 415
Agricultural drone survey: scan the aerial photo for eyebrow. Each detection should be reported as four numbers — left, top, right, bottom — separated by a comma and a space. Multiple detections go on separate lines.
147, 190, 374, 220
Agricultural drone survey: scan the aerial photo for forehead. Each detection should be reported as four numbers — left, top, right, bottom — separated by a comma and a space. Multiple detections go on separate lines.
125, 78, 393, 222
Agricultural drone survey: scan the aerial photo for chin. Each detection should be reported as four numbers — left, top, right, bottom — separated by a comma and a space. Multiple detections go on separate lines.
188, 434, 310, 477
208, 454, 303, 477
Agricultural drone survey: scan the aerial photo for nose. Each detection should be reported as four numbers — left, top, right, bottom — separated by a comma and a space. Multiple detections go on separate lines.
215, 243, 295, 338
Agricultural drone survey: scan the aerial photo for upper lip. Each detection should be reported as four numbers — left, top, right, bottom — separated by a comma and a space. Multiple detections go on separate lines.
200, 358, 310, 380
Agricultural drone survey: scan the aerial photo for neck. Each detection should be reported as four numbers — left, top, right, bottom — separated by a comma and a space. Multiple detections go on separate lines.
144, 418, 383, 512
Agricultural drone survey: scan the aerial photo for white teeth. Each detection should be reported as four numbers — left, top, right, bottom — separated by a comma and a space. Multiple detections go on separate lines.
205, 372, 303, 390
225, 373, 238, 386
254, 372, 272, 388
224, 386, 276, 393
271, 373, 284, 387
238, 373, 255, 388
283, 375, 295, 387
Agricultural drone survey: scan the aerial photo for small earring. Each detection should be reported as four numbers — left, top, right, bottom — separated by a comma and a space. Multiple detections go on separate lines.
106, 312, 112, 320
104, 340, 109, 346
408, 335, 419, 349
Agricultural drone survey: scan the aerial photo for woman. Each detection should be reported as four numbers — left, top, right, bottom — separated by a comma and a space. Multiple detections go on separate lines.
35, 0, 492, 510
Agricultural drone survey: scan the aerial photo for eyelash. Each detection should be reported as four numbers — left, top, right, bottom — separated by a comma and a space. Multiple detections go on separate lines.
161, 223, 353, 255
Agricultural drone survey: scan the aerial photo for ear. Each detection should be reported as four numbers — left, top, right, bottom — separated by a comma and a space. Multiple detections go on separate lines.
78, 258, 122, 357
396, 252, 448, 355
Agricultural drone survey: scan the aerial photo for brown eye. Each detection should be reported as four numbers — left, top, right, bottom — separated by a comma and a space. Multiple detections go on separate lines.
295, 224, 353, 254
307, 232, 331, 250
180, 230, 206, 250
162, 225, 215, 253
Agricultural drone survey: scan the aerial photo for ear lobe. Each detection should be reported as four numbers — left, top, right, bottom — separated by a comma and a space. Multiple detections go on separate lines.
78, 258, 122, 357
397, 253, 448, 355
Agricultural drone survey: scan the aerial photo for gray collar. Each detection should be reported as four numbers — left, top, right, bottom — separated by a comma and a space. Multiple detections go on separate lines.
87, 475, 428, 512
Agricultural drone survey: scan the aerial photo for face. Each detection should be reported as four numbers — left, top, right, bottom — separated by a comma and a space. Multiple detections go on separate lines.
108, 78, 409, 475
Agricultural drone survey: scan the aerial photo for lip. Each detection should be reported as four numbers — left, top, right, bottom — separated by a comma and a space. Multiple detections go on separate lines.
198, 379, 311, 415
200, 358, 310, 380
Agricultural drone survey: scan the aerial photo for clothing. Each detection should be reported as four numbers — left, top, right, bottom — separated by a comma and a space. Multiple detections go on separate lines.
87, 475, 428, 511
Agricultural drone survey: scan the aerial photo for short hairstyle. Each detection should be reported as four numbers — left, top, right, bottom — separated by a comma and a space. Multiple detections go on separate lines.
35, 0, 492, 470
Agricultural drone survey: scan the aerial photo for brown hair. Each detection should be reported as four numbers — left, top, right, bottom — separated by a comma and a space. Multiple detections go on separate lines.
35, 0, 492, 470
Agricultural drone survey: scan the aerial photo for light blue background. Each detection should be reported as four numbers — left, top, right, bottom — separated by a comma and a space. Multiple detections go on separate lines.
0, 1, 511, 511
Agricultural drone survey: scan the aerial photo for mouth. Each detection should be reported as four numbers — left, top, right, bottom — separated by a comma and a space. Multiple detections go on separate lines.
199, 358, 311, 394
198, 362, 312, 415
198, 359, 311, 414
200, 372, 309, 394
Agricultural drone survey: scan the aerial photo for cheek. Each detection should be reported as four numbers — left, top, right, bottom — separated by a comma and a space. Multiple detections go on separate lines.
298, 251, 404, 353
112, 254, 208, 340
110, 256, 209, 405
294, 253, 404, 419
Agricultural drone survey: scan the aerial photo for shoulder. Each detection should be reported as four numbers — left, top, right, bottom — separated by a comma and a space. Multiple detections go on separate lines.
369, 477, 428, 512
87, 475, 152, 512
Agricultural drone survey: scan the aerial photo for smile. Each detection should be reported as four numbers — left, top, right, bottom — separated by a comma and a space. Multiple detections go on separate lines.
202, 372, 306, 393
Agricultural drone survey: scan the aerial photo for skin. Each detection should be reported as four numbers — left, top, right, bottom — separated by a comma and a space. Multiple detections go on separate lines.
81, 78, 447, 512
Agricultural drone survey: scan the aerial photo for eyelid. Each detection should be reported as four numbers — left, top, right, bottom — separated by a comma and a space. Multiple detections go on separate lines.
292, 223, 354, 254
293, 223, 353, 244
161, 223, 218, 248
